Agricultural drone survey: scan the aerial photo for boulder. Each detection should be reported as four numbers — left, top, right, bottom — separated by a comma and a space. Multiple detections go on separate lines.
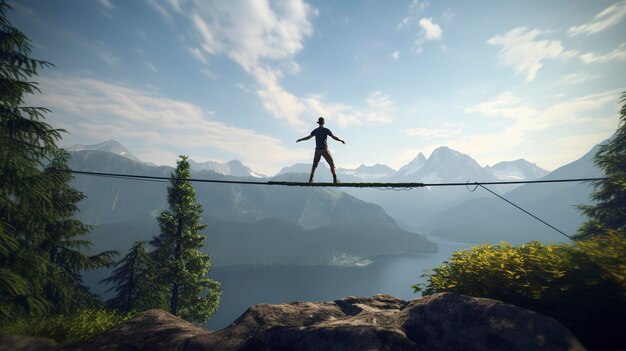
0, 335, 56, 351
62, 293, 585, 351
62, 309, 211, 351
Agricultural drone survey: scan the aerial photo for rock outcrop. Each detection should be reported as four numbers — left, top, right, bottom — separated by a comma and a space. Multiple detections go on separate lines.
0, 335, 56, 351
55, 293, 585, 350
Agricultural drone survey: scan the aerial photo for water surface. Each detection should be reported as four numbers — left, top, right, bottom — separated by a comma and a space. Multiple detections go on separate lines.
205, 237, 469, 330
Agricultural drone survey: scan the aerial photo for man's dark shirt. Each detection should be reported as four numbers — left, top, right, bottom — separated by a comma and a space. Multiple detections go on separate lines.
310, 127, 334, 149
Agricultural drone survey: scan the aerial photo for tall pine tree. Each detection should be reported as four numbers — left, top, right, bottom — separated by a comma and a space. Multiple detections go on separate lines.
576, 92, 626, 239
1, 0, 62, 318
150, 156, 221, 323
0, 1, 115, 318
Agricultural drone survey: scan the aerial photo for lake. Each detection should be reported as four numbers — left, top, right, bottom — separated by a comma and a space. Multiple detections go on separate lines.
204, 236, 469, 330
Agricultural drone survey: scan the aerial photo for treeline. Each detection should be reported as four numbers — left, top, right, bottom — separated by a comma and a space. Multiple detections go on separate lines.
0, 3, 219, 344
417, 93, 626, 351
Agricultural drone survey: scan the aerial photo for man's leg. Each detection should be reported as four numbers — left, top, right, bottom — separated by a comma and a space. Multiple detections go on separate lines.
310, 149, 322, 183
321, 149, 338, 183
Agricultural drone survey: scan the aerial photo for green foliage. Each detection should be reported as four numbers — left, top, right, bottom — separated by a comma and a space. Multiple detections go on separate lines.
102, 241, 164, 312
150, 156, 221, 323
417, 234, 625, 350
577, 92, 626, 239
0, 0, 59, 318
0, 308, 134, 345
0, 1, 116, 320
417, 93, 626, 350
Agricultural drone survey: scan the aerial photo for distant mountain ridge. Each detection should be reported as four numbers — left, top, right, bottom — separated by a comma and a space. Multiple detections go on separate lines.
488, 159, 549, 181
189, 159, 265, 178
71, 141, 551, 231
66, 140, 141, 162
425, 142, 605, 244
71, 140, 548, 184
280, 146, 547, 184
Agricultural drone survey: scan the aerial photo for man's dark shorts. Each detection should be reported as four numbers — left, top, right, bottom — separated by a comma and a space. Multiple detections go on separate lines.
312, 148, 335, 168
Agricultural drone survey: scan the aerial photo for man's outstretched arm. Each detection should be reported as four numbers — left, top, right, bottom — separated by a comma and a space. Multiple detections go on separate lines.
297, 135, 313, 143
331, 135, 346, 144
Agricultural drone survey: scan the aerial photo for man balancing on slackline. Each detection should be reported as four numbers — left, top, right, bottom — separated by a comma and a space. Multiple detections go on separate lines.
297, 117, 346, 184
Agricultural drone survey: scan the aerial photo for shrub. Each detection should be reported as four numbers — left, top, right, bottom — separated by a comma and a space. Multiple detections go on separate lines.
0, 308, 135, 345
416, 232, 625, 350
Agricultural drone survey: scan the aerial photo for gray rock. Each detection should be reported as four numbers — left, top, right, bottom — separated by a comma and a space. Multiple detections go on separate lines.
0, 335, 56, 351
63, 293, 586, 351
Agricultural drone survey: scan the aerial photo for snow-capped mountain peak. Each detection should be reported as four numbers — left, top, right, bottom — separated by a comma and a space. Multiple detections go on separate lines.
488, 159, 548, 181
189, 159, 265, 178
66, 140, 140, 162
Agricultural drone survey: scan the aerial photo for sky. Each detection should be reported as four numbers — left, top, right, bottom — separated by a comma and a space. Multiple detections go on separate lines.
10, 0, 626, 175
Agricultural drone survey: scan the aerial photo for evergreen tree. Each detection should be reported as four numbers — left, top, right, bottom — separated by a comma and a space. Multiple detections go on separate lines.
576, 92, 626, 239
0, 1, 115, 318
37, 153, 117, 312
102, 241, 162, 312
0, 0, 61, 318
150, 156, 221, 323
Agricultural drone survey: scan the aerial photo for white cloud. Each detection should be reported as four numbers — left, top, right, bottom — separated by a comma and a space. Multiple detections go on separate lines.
487, 27, 576, 82
303, 94, 359, 129
30, 75, 308, 175
465, 91, 538, 120
391, 51, 400, 60
396, 1, 441, 53
410, 18, 443, 53
397, 0, 429, 29
155, 1, 321, 129
580, 42, 626, 63
568, 1, 626, 37
98, 0, 115, 9
150, 1, 389, 131
187, 1, 315, 72
366, 91, 393, 110
419, 18, 442, 40
466, 90, 617, 130
188, 47, 208, 64
144, 0, 176, 27
364, 91, 394, 124
554, 72, 601, 85
460, 90, 619, 168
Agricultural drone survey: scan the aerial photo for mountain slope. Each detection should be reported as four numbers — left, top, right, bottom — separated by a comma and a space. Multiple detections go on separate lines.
87, 215, 436, 267
66, 140, 140, 162
277, 146, 549, 230
189, 159, 264, 178
488, 159, 549, 181
425, 144, 604, 244
69, 150, 400, 230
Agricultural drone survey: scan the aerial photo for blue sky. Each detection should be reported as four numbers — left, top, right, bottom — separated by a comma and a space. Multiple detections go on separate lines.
11, 0, 626, 175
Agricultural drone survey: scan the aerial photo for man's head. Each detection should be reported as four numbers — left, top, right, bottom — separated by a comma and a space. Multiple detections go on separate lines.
316, 117, 325, 125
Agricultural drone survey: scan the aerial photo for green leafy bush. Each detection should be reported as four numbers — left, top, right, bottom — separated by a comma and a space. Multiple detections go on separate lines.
0, 308, 135, 345
416, 232, 625, 350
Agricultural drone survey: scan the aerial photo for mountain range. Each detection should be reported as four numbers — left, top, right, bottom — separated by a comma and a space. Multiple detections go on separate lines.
67, 148, 436, 265
275, 147, 547, 184
67, 139, 602, 248
289, 147, 549, 231
68, 140, 547, 185
426, 144, 604, 244
67, 140, 141, 163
